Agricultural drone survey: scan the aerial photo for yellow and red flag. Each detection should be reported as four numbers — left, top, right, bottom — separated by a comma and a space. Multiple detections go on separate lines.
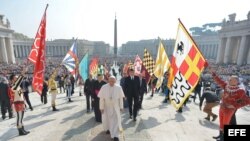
28, 4, 48, 94
89, 57, 99, 78
168, 19, 207, 109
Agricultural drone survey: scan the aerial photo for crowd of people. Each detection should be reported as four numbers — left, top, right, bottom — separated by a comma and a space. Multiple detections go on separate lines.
1, 58, 250, 141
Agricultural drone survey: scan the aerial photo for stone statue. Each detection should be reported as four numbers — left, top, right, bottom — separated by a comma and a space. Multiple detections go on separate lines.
0, 15, 3, 25
6, 18, 10, 28
247, 11, 250, 20
222, 18, 226, 26
228, 13, 236, 23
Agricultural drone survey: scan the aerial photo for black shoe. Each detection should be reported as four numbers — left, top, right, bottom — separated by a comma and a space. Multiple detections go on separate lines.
106, 130, 110, 134
133, 117, 137, 121
18, 128, 29, 136
204, 117, 210, 121
52, 106, 59, 111
213, 131, 222, 139
212, 115, 218, 121
114, 137, 119, 141
163, 99, 168, 103
129, 115, 132, 119
150, 94, 153, 97
2, 116, 6, 120
30, 107, 33, 111
22, 126, 30, 134
177, 108, 182, 113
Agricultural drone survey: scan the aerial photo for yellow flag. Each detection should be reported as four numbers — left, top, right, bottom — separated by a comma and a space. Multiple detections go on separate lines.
154, 39, 170, 89
168, 19, 207, 109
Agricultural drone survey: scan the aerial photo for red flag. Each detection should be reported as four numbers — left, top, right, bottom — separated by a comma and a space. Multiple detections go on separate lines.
28, 5, 48, 94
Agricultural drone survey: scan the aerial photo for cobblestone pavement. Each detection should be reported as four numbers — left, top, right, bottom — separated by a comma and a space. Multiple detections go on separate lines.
0, 87, 249, 141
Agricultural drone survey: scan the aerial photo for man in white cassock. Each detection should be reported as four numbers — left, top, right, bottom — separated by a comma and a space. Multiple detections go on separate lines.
98, 76, 125, 141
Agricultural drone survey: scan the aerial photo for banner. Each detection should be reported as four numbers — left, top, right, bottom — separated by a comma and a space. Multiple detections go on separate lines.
168, 19, 207, 109
134, 55, 142, 76
89, 57, 99, 78
62, 39, 78, 78
154, 39, 170, 89
79, 53, 88, 81
142, 49, 155, 76
28, 4, 48, 94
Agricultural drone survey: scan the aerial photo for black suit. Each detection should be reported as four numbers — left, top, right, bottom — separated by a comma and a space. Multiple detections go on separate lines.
20, 80, 33, 110
84, 78, 95, 111
139, 78, 147, 109
124, 75, 140, 118
93, 80, 106, 122
0, 82, 13, 118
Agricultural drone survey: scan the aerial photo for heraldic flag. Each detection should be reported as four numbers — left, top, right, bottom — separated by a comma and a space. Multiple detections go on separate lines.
89, 57, 99, 78
28, 4, 48, 94
142, 49, 155, 75
168, 19, 207, 109
62, 39, 78, 78
134, 55, 142, 76
154, 39, 170, 89
79, 53, 89, 81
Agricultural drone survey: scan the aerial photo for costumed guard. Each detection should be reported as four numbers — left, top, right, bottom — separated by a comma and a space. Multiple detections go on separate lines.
48, 70, 59, 111
9, 69, 30, 136
210, 68, 250, 141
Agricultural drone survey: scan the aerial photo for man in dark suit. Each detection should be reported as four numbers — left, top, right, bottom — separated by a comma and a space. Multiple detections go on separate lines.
124, 69, 140, 121
20, 77, 33, 111
84, 74, 95, 113
0, 77, 13, 119
138, 73, 147, 109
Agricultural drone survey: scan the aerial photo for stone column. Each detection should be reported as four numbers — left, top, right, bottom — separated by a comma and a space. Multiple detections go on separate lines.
17, 46, 21, 58
236, 36, 247, 65
247, 49, 250, 64
5, 37, 16, 63
19, 46, 23, 58
0, 37, 8, 63
216, 38, 226, 64
22, 46, 25, 58
223, 37, 232, 64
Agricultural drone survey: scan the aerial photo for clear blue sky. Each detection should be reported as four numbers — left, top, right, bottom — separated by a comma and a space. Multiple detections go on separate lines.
0, 0, 249, 46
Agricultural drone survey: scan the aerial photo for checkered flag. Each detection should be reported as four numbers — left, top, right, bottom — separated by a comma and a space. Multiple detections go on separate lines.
143, 49, 155, 75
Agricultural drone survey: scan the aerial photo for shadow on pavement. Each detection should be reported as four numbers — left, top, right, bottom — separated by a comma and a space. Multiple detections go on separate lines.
142, 117, 161, 129
0, 128, 19, 141
62, 117, 97, 141
0, 119, 55, 141
89, 131, 112, 141
174, 113, 186, 122
26, 119, 55, 130
198, 119, 219, 130
60, 110, 85, 124
24, 105, 77, 121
